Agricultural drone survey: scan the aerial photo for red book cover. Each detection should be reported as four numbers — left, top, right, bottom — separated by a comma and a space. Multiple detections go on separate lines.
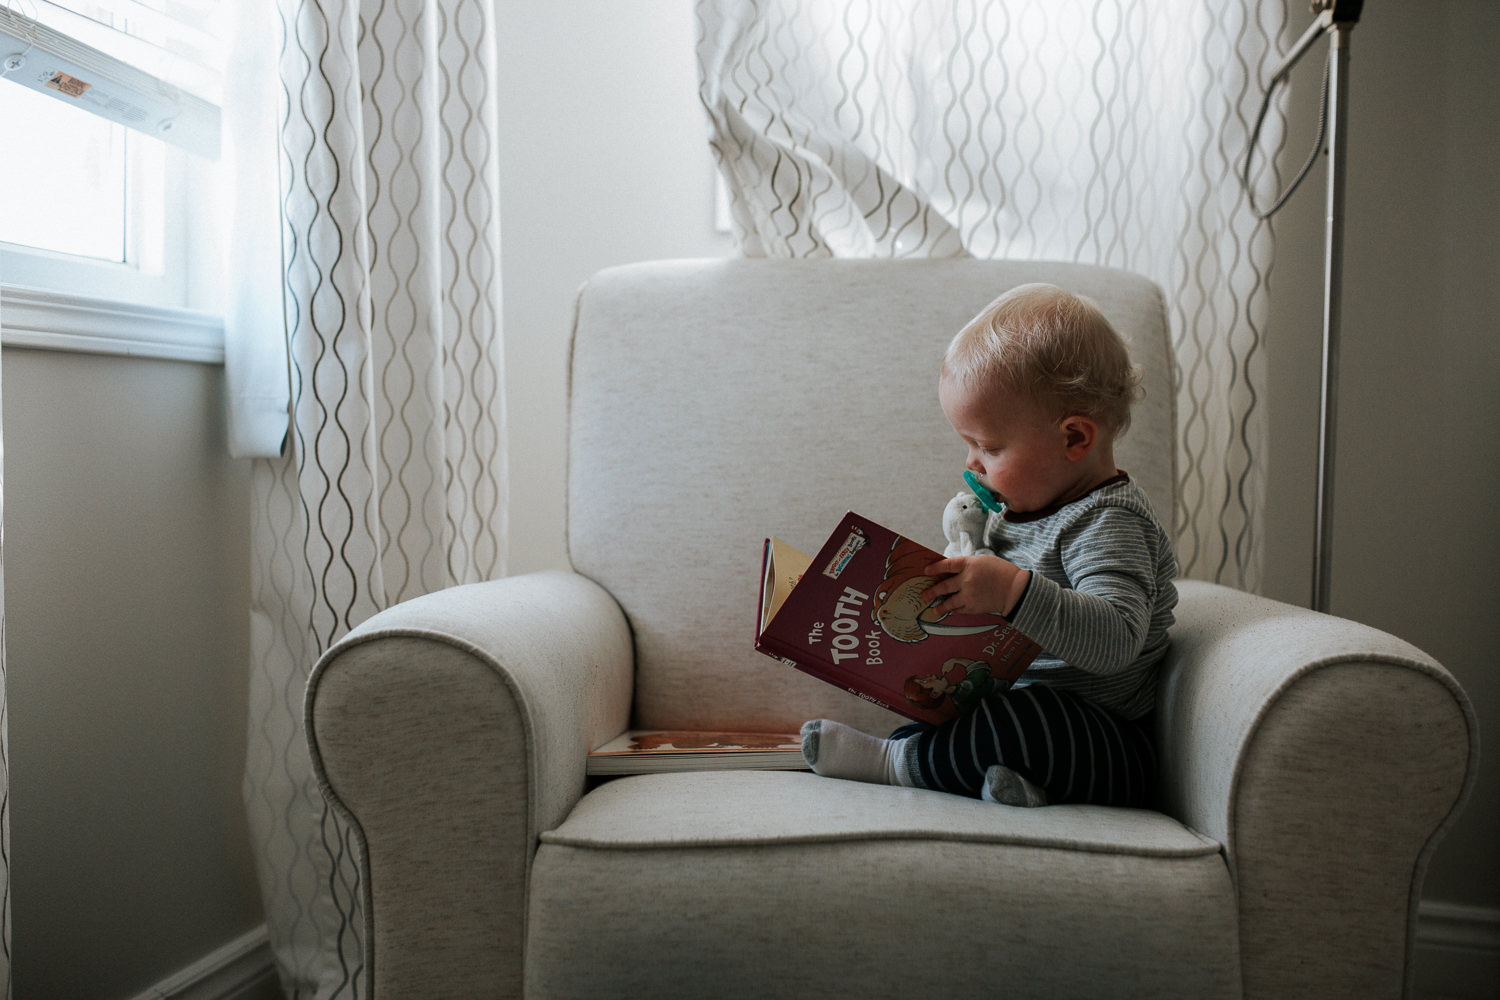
756, 511, 1042, 725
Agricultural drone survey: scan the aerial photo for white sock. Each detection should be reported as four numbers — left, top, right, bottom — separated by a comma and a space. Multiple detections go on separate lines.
800, 719, 913, 786
981, 764, 1050, 807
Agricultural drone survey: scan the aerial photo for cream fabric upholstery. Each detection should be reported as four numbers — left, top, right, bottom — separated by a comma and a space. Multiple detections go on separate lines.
307, 571, 634, 995
568, 259, 1174, 733
305, 260, 1477, 999
1157, 580, 1478, 998
529, 772, 1238, 999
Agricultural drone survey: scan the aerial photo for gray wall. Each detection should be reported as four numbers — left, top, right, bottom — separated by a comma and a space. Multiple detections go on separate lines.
3, 1, 1491, 995
4, 348, 262, 997
1261, 0, 1497, 908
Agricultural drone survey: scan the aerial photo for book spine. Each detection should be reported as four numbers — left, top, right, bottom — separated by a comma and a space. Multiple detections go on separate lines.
756, 634, 942, 726
755, 633, 865, 693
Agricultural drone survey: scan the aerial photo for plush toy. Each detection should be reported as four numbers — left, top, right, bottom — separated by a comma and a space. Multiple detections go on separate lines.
942, 489, 994, 558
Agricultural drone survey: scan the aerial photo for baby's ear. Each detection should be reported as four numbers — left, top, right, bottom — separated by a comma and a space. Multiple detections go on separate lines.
1060, 415, 1099, 459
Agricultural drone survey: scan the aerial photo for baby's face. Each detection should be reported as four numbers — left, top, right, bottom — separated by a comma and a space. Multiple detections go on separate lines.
939, 377, 1081, 515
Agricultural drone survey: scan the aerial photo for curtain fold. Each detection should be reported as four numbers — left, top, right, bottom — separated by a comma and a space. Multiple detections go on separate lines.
244, 1, 505, 995
222, 0, 292, 460
697, 0, 1290, 590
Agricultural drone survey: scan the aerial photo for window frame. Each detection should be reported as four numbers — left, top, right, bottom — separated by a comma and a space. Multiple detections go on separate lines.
0, 122, 225, 364
0, 0, 227, 365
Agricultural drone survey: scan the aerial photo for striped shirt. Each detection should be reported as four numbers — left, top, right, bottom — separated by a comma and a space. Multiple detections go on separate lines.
980, 475, 1178, 720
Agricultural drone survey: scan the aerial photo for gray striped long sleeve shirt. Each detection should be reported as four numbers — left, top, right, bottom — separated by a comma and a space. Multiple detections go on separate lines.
980, 475, 1178, 720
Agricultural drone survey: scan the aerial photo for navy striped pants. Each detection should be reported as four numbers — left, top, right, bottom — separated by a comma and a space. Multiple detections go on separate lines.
890, 684, 1156, 807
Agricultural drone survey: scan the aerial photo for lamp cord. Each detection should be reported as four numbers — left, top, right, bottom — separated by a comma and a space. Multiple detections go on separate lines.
1242, 49, 1332, 221
2, 0, 40, 78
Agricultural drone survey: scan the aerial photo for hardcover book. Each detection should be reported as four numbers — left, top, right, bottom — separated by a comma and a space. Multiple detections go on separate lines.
756, 511, 1042, 725
587, 730, 808, 776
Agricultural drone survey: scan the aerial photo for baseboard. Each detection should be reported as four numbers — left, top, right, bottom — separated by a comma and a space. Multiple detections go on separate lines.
127, 925, 279, 1000
1413, 901, 1500, 1000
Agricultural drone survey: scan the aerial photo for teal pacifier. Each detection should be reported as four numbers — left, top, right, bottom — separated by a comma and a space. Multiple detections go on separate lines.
964, 470, 1006, 514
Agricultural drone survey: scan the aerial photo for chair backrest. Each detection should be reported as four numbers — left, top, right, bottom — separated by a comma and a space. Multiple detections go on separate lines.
568, 259, 1175, 732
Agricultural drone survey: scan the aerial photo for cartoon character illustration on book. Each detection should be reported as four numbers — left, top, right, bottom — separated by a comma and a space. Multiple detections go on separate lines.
904, 657, 1005, 715
873, 536, 995, 643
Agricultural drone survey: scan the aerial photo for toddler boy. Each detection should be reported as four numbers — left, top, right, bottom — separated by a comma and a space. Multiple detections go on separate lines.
802, 283, 1178, 807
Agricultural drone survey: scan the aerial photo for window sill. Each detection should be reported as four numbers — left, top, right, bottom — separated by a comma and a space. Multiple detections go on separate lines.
0, 283, 224, 365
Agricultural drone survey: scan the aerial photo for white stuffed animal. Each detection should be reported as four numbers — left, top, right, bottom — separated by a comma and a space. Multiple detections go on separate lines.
942, 489, 994, 557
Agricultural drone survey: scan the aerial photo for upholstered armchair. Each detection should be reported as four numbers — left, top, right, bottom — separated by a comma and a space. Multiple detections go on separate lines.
305, 259, 1477, 998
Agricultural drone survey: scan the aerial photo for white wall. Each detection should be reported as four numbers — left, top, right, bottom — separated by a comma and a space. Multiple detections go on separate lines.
496, 0, 734, 575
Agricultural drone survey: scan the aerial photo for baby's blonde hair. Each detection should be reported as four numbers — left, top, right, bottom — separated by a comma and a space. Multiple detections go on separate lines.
941, 283, 1144, 439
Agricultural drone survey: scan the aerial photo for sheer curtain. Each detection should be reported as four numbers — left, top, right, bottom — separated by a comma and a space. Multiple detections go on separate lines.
697, 0, 1290, 589
242, 1, 506, 995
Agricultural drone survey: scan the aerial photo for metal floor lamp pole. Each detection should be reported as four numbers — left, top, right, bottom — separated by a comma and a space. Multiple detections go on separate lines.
1312, 19, 1353, 614
1256, 0, 1363, 613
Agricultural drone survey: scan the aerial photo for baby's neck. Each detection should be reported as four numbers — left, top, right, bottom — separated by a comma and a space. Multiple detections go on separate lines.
1049, 449, 1120, 509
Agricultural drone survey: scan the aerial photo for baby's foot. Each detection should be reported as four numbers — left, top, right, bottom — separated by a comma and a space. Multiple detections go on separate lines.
801, 719, 907, 786
981, 765, 1049, 807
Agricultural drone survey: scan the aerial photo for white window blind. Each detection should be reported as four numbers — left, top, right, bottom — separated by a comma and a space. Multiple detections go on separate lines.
0, 0, 222, 158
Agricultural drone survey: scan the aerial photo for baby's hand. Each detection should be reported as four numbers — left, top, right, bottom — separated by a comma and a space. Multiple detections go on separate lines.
922, 555, 1030, 618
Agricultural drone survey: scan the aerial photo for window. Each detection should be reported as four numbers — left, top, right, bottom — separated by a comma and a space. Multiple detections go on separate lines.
0, 0, 225, 357
0, 81, 175, 293
0, 99, 183, 299
3, 83, 131, 261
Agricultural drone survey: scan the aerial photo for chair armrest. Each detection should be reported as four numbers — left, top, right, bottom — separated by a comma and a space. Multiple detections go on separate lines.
1156, 580, 1478, 1000
304, 569, 633, 999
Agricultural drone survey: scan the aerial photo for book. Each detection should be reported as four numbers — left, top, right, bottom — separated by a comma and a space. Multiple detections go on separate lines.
756, 511, 1043, 726
586, 729, 809, 776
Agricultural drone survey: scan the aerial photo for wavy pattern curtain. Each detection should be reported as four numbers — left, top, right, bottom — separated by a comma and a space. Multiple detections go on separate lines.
697, 0, 1289, 589
245, 1, 506, 995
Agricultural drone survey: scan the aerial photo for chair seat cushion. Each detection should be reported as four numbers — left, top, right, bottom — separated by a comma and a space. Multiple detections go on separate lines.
527, 771, 1241, 999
